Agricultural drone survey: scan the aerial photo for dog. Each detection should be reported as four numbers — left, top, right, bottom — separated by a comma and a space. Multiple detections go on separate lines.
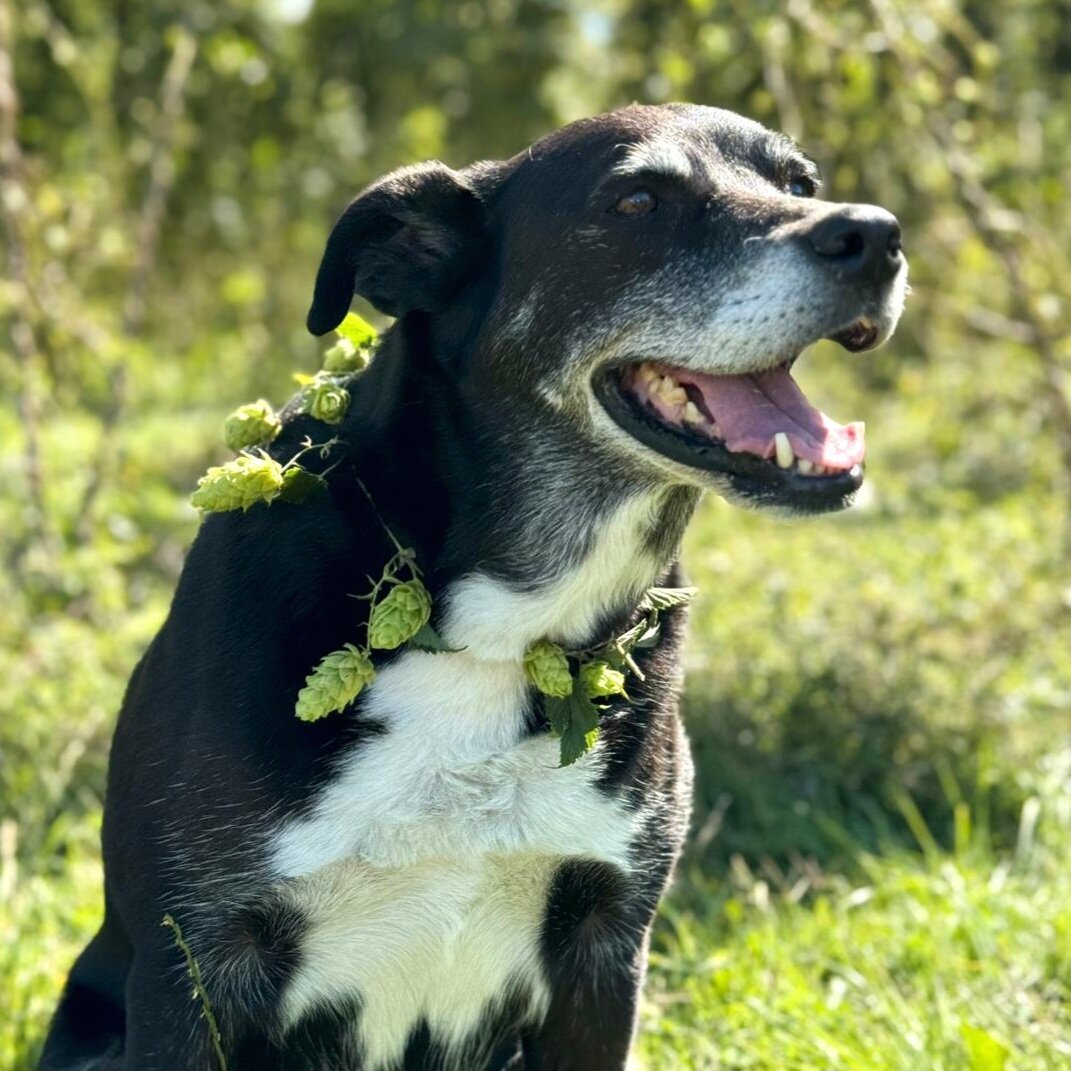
41, 103, 906, 1070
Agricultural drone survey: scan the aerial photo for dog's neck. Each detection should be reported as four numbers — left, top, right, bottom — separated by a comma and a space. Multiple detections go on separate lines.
341, 328, 699, 660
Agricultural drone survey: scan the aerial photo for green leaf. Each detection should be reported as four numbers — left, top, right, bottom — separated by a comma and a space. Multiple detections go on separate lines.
960, 1024, 1009, 1071
640, 586, 698, 612
278, 466, 326, 504
545, 695, 571, 737
547, 680, 603, 766
336, 312, 378, 350
558, 685, 602, 766
408, 622, 464, 654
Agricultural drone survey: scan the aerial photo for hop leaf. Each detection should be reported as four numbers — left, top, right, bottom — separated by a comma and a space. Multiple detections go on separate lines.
278, 465, 326, 504
295, 643, 376, 722
190, 454, 285, 513
322, 338, 371, 374
639, 586, 698, 612
368, 579, 433, 650
579, 660, 627, 699
223, 399, 281, 452
303, 378, 350, 425
524, 640, 573, 698
336, 312, 378, 350
546, 679, 602, 766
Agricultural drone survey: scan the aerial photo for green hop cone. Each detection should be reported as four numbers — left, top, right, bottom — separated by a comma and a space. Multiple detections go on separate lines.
223, 399, 281, 452
190, 454, 285, 512
322, 338, 371, 374
304, 379, 350, 425
295, 643, 376, 722
368, 579, 433, 650
579, 660, 627, 699
524, 640, 573, 698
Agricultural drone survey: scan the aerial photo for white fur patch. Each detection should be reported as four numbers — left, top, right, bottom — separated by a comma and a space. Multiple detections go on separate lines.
613, 137, 694, 183
280, 853, 556, 1069
269, 493, 667, 1067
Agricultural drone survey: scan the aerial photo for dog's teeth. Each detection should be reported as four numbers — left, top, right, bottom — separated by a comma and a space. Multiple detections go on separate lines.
664, 386, 688, 407
797, 458, 815, 475
683, 401, 703, 425
638, 363, 659, 387
774, 432, 794, 469
710, 421, 724, 439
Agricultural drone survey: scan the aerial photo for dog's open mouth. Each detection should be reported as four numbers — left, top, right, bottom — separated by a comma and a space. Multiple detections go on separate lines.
594, 342, 869, 509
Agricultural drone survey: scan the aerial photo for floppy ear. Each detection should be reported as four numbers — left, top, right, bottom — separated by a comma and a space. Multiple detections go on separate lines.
306, 162, 487, 335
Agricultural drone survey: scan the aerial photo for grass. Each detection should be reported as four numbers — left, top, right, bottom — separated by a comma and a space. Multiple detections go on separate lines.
638, 755, 1071, 1070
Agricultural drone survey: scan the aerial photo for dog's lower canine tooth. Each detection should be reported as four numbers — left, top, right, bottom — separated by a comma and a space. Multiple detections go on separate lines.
683, 401, 703, 425
774, 432, 794, 469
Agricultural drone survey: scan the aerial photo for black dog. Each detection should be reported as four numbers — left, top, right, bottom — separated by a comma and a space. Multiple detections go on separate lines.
42, 103, 906, 1070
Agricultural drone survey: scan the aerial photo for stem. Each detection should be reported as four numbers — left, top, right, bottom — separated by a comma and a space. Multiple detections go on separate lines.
161, 913, 227, 1071
353, 474, 409, 557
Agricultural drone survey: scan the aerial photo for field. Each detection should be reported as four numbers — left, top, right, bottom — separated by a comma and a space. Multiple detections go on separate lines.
3, 0, 1070, 1068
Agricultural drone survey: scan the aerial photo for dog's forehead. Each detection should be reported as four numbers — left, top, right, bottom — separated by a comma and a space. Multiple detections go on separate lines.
517, 104, 788, 182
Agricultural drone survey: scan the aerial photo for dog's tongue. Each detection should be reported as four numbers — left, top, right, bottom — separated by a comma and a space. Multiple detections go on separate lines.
679, 366, 865, 469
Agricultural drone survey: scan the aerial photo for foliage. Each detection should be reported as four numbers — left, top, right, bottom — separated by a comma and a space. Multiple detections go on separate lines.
1, 0, 1070, 1068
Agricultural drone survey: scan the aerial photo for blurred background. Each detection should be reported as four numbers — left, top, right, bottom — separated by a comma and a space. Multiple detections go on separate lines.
1, 1, 1069, 1068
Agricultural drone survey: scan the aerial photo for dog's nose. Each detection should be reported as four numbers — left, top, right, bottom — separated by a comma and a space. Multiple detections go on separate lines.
804, 206, 903, 282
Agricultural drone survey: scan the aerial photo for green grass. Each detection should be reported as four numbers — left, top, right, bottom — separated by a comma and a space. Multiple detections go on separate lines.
638, 759, 1071, 1070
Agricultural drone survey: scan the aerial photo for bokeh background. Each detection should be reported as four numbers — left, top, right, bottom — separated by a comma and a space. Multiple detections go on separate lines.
2, 1, 1070, 1068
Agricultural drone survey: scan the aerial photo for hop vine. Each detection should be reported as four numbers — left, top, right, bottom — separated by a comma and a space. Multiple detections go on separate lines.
525, 585, 696, 767
188, 309, 697, 761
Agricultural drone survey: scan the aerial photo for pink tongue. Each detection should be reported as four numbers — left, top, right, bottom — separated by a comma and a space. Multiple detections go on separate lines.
678, 366, 865, 469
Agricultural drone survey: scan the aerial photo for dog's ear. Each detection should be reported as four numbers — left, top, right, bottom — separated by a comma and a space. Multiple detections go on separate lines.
306, 162, 486, 335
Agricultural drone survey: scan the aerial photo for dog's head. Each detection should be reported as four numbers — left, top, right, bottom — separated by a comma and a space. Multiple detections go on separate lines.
308, 104, 907, 515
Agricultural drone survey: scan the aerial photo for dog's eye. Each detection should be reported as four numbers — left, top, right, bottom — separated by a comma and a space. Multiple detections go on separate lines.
612, 189, 658, 217
787, 175, 817, 198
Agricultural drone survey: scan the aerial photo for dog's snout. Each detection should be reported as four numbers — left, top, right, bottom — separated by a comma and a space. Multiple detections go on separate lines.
804, 207, 903, 282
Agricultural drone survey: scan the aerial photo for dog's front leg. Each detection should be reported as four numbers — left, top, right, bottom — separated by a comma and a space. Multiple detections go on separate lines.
521, 861, 655, 1071
121, 955, 230, 1071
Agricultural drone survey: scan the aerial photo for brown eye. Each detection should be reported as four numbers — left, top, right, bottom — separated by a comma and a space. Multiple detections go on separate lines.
787, 175, 817, 198
613, 189, 658, 217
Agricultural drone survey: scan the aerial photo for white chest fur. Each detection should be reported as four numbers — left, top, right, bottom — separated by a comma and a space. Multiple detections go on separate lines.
268, 494, 667, 1066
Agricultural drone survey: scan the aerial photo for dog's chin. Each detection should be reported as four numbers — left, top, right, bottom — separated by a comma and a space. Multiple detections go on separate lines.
591, 316, 890, 515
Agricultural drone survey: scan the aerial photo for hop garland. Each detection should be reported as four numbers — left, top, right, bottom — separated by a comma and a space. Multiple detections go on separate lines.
523, 585, 696, 766
190, 311, 697, 765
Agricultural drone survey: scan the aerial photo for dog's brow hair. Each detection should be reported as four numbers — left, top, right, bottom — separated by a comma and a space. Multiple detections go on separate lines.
611, 138, 694, 182
763, 132, 822, 184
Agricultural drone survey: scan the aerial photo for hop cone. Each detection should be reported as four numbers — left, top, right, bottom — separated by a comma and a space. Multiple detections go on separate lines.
524, 640, 573, 698
223, 399, 281, 451
190, 454, 285, 512
322, 339, 370, 374
304, 379, 350, 424
295, 643, 376, 722
368, 579, 432, 650
579, 660, 627, 699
